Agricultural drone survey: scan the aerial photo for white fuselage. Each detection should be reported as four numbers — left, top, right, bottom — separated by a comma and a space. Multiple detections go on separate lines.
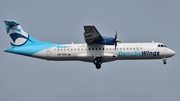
32, 42, 175, 63
3, 20, 176, 68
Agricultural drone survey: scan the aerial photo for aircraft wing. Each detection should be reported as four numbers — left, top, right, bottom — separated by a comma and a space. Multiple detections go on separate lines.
84, 25, 103, 44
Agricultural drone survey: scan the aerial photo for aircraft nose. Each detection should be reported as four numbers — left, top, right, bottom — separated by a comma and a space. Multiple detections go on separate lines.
169, 49, 175, 56
171, 50, 176, 56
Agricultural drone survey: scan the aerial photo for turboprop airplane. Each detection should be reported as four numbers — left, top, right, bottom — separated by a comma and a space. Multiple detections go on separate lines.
3, 20, 175, 69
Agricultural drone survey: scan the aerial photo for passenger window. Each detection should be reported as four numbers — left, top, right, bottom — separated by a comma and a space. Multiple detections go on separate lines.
158, 44, 160, 47
106, 48, 108, 50
96, 48, 98, 50
92, 48, 94, 50
99, 48, 101, 50
126, 48, 128, 50
103, 48, 104, 50
64, 49, 66, 51
133, 47, 135, 50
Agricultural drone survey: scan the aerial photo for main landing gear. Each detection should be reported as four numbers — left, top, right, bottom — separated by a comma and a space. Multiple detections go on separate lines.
163, 58, 167, 65
93, 57, 102, 69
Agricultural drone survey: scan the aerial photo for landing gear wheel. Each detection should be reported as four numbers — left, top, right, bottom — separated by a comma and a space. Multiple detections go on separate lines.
163, 61, 167, 65
93, 60, 98, 64
96, 64, 101, 69
162, 58, 167, 65
93, 57, 102, 69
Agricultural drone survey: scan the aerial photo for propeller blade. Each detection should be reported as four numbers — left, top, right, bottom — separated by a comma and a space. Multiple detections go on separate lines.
115, 31, 117, 40
115, 31, 117, 50
115, 41, 117, 50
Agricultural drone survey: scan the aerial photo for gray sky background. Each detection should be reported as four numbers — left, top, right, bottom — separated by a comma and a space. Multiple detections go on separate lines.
0, 0, 180, 101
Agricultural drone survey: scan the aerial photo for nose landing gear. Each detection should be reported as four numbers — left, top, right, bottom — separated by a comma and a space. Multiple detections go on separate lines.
163, 58, 167, 65
93, 57, 102, 69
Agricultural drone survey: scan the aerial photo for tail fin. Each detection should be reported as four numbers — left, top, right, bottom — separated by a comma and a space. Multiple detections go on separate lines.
4, 20, 42, 48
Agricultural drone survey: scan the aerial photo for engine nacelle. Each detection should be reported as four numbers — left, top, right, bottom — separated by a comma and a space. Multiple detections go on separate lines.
94, 37, 115, 45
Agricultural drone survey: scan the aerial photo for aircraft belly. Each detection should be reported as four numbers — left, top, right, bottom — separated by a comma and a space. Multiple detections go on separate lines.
77, 57, 116, 63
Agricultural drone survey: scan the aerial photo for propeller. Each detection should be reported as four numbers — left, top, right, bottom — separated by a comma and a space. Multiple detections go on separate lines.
114, 31, 119, 50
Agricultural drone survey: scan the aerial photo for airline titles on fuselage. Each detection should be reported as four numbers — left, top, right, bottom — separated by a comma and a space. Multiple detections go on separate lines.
119, 51, 160, 56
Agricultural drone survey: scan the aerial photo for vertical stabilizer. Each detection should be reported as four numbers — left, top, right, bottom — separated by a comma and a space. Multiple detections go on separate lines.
4, 20, 44, 47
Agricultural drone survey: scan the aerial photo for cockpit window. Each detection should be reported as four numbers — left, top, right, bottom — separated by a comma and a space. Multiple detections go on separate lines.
158, 44, 167, 47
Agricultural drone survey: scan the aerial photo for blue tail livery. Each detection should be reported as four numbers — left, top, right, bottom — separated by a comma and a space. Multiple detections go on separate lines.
4, 20, 57, 56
